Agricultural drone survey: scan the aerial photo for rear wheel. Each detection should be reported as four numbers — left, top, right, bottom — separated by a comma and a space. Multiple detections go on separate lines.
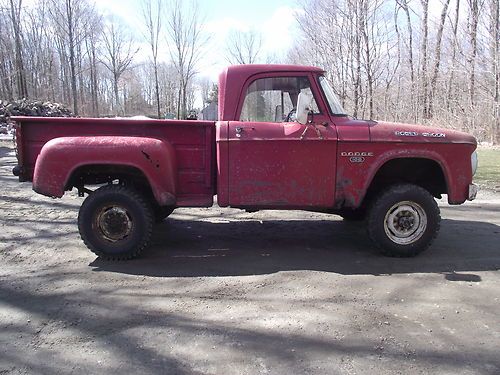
367, 184, 440, 257
78, 185, 153, 260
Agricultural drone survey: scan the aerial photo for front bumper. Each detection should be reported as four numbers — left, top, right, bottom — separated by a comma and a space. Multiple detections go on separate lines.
468, 183, 478, 201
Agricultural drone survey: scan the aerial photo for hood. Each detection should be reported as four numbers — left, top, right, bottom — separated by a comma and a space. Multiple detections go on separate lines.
369, 120, 477, 145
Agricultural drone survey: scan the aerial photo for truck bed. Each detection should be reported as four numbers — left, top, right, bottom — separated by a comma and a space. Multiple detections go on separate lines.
14, 117, 216, 206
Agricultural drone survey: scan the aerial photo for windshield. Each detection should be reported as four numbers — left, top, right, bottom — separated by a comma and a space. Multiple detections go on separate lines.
319, 76, 346, 116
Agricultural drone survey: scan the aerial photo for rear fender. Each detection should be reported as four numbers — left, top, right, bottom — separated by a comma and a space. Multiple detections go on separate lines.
33, 136, 177, 205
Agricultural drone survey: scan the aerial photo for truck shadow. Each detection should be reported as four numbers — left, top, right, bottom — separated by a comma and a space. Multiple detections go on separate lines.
0, 145, 14, 157
90, 217, 500, 278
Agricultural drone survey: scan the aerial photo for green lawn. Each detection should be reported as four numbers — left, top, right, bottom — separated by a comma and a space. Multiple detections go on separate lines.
475, 148, 500, 191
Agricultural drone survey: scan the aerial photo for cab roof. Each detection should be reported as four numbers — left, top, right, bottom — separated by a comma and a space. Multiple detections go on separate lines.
225, 64, 324, 76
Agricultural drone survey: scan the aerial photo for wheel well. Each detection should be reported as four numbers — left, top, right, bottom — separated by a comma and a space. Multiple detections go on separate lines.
365, 158, 447, 202
67, 164, 156, 203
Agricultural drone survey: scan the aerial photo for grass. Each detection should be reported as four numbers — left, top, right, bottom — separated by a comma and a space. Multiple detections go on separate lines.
475, 148, 500, 191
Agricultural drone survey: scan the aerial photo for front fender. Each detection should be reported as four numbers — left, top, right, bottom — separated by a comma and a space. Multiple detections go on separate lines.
336, 144, 459, 208
363, 148, 451, 198
33, 136, 177, 205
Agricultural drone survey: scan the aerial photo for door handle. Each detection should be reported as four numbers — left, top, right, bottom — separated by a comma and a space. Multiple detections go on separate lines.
235, 126, 255, 138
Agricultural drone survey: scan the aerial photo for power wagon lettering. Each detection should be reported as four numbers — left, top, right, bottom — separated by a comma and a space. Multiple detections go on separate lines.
395, 131, 446, 138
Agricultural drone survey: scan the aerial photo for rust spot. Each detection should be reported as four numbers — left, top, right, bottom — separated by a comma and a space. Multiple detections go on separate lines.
142, 150, 159, 167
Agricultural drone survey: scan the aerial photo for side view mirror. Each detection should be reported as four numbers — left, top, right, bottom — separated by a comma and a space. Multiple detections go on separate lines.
296, 92, 313, 125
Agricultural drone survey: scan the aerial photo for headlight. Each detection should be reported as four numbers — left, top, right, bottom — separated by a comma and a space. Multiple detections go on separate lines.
471, 151, 478, 176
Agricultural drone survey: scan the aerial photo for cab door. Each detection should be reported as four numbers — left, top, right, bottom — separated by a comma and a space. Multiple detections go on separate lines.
227, 74, 338, 209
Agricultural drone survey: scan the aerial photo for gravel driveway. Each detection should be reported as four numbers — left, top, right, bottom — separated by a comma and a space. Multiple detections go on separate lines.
1, 140, 499, 374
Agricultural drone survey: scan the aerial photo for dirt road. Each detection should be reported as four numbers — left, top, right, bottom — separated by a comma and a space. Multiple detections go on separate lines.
1, 140, 499, 375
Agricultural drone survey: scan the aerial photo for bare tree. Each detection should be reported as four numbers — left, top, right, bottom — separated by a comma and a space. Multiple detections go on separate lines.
165, 0, 208, 119
419, 0, 429, 118
49, 0, 97, 115
142, 0, 162, 118
446, 0, 461, 111
1, 0, 499, 142
157, 62, 181, 116
489, 0, 499, 143
7, 0, 28, 98
360, 0, 374, 119
198, 76, 211, 105
466, 0, 482, 112
84, 14, 102, 116
352, 0, 362, 117
1, 3, 13, 99
428, 0, 451, 117
400, 0, 414, 81
295, 0, 357, 112
225, 30, 262, 64
100, 17, 138, 115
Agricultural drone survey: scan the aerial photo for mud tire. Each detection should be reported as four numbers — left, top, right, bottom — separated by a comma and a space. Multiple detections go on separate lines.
367, 184, 440, 257
78, 185, 153, 260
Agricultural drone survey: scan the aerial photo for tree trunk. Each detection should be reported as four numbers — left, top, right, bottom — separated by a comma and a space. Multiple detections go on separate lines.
419, 0, 429, 119
114, 72, 120, 115
66, 0, 78, 115
360, 0, 373, 119
397, 0, 415, 121
353, 0, 362, 118
468, 0, 480, 110
182, 81, 188, 119
154, 63, 161, 118
177, 86, 181, 119
428, 0, 450, 118
446, 0, 461, 111
89, 38, 99, 116
9, 0, 28, 99
490, 0, 500, 143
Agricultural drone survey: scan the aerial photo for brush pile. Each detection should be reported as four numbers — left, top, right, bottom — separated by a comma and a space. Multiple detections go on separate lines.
0, 99, 74, 126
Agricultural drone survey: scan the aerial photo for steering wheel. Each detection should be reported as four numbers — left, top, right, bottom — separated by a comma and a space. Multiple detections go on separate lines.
284, 108, 296, 122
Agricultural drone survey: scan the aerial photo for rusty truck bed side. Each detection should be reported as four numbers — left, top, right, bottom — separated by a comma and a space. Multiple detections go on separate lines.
14, 117, 216, 207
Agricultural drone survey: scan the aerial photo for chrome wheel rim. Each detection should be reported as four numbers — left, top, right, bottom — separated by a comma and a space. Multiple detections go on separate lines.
383, 201, 427, 245
95, 205, 133, 242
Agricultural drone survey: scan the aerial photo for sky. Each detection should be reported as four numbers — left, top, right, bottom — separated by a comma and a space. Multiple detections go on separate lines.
95, 0, 302, 80
92, 0, 451, 81
19, 0, 456, 82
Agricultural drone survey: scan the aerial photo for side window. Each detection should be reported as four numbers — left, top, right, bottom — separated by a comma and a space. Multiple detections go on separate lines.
240, 76, 320, 122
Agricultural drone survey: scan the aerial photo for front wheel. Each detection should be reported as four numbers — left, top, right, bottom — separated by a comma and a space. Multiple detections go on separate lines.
78, 185, 154, 260
367, 184, 440, 257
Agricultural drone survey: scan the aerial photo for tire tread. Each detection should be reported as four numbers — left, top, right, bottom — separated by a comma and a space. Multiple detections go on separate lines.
78, 185, 153, 260
367, 183, 441, 257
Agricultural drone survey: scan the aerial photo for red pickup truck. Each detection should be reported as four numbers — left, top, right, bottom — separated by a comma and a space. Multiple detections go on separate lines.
12, 65, 478, 260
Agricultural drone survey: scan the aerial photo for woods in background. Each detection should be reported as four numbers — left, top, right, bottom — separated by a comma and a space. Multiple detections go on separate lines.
292, 0, 499, 143
0, 0, 498, 143
0, 0, 201, 119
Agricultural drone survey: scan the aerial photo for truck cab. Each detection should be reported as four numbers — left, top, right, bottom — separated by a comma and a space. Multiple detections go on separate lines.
217, 65, 341, 209
12, 64, 478, 260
